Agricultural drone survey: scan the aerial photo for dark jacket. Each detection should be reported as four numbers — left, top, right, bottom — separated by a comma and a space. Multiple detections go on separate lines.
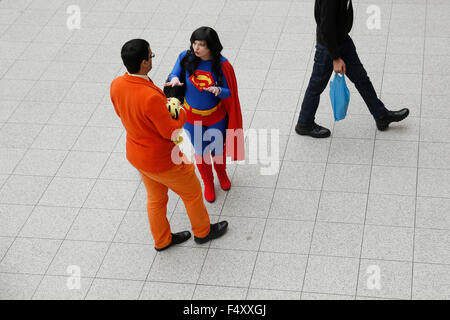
315, 0, 354, 60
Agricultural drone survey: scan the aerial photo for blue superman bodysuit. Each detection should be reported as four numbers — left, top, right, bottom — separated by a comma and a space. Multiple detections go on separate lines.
169, 50, 231, 156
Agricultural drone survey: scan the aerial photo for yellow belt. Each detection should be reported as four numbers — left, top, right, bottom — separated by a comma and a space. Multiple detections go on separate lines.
183, 99, 221, 116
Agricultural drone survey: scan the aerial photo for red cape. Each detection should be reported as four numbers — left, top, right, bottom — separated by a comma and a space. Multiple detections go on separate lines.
221, 60, 245, 162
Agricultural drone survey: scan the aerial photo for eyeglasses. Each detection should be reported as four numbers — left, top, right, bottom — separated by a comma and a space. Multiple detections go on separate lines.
150, 52, 155, 59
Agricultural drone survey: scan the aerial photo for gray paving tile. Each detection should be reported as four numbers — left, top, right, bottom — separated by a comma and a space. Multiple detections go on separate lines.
250, 111, 294, 136
198, 249, 257, 288
114, 211, 154, 245
422, 74, 450, 97
19, 206, 78, 239
412, 263, 450, 300
87, 104, 123, 127
0, 100, 20, 123
33, 275, 93, 300
0, 175, 52, 206
56, 151, 110, 179
278, 161, 326, 190
0, 204, 33, 237
362, 225, 414, 261
47, 103, 96, 127
420, 118, 450, 143
250, 252, 308, 292
39, 177, 95, 208
385, 54, 423, 74
232, 163, 279, 188
0, 236, 14, 261
416, 197, 450, 230
311, 222, 363, 258
284, 136, 330, 163
418, 168, 450, 198
0, 273, 42, 300
366, 194, 415, 227
414, 228, 450, 265
301, 292, 354, 300
222, 187, 274, 218
260, 219, 314, 255
14, 149, 68, 176
47, 240, 109, 278
303, 255, 359, 296
97, 243, 156, 281
373, 140, 418, 167
323, 164, 371, 193
421, 96, 450, 120
193, 285, 247, 300
8, 100, 59, 124
84, 179, 139, 210
86, 278, 143, 300
0, 123, 43, 149
247, 289, 301, 300
257, 89, 300, 113
24, 80, 74, 103
67, 208, 125, 242
419, 142, 450, 170
269, 189, 320, 221
99, 153, 140, 181
72, 126, 123, 153
329, 138, 374, 165
0, 238, 61, 274
357, 259, 412, 300
317, 192, 367, 224
0, 175, 7, 189
140, 282, 195, 300
370, 166, 417, 196
31, 124, 83, 150
149, 247, 207, 284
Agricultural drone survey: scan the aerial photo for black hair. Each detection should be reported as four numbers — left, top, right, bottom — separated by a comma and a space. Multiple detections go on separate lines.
181, 26, 224, 86
121, 39, 150, 74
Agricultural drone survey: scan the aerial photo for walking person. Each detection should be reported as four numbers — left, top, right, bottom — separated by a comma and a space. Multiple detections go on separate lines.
295, 0, 409, 138
165, 27, 245, 203
110, 39, 228, 251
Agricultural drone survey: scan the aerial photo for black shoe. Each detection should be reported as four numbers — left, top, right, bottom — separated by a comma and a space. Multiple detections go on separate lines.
295, 123, 331, 138
376, 108, 410, 131
155, 231, 191, 252
194, 221, 228, 244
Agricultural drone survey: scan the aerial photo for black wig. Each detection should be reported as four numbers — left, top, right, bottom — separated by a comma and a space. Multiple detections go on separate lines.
181, 26, 224, 86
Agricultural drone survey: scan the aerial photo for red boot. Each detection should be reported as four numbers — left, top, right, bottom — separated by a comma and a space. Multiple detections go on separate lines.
213, 156, 231, 191
195, 155, 215, 203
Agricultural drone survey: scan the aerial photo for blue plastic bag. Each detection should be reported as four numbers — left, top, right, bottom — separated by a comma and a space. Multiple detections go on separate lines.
329, 73, 350, 122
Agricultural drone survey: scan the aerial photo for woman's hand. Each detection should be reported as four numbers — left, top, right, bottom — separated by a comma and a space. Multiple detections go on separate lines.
164, 77, 184, 87
204, 86, 222, 96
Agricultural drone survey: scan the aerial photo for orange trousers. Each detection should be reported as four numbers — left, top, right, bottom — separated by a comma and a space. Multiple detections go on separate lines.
139, 161, 211, 249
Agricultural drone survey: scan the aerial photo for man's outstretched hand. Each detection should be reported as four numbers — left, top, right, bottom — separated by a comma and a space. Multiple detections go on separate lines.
333, 58, 346, 75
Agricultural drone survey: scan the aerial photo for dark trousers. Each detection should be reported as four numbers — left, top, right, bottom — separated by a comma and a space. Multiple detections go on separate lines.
297, 37, 388, 126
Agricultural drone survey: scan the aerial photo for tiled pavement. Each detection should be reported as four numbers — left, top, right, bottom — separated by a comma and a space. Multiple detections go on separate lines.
0, 0, 450, 300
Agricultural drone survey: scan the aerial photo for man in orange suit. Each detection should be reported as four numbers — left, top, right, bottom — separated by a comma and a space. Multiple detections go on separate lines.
110, 39, 228, 251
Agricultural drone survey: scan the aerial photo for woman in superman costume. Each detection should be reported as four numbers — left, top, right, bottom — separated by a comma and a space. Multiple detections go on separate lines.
165, 26, 244, 203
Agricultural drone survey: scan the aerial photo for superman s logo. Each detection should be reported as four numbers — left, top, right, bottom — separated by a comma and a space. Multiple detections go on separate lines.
189, 70, 214, 91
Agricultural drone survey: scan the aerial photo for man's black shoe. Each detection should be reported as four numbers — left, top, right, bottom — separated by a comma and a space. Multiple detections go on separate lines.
194, 221, 228, 244
376, 108, 410, 131
155, 231, 191, 252
295, 123, 331, 138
